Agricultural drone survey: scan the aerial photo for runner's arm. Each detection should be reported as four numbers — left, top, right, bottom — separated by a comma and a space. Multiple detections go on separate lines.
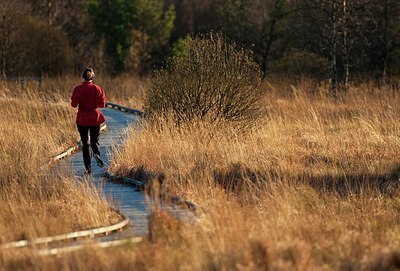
71, 87, 81, 108
97, 86, 106, 108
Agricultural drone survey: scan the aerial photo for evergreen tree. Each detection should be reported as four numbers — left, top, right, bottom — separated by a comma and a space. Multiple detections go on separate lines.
85, 0, 175, 74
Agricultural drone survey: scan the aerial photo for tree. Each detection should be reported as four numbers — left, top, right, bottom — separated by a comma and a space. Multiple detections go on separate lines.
9, 17, 73, 76
127, 0, 175, 72
85, 0, 175, 74
0, 1, 31, 77
292, 0, 367, 96
298, 0, 341, 97
342, 0, 349, 90
218, 0, 256, 45
257, 0, 294, 74
0, 1, 72, 77
217, 0, 294, 75
368, 0, 400, 82
27, 0, 103, 73
167, 0, 222, 36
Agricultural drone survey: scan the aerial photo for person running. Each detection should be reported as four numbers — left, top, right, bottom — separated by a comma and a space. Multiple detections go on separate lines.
71, 67, 106, 175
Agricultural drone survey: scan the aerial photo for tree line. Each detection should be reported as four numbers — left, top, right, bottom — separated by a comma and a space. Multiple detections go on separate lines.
1, 0, 399, 87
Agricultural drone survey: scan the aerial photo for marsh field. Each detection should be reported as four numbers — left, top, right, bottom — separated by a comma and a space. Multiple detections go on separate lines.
0, 74, 399, 271
2, 0, 400, 269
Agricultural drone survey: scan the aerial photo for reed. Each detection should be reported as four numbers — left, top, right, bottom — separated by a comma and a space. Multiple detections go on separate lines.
107, 80, 400, 270
0, 83, 120, 244
1, 78, 400, 270
0, 74, 147, 108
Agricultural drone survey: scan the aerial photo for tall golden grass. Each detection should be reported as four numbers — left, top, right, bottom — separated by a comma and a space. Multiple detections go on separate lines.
1, 78, 399, 270
0, 74, 147, 108
0, 81, 122, 244
106, 80, 400, 270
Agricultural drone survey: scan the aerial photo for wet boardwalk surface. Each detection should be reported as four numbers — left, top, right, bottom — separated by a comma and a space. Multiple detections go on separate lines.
57, 108, 195, 240
58, 108, 149, 237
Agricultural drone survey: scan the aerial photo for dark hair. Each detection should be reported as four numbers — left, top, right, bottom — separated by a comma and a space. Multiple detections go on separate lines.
82, 68, 95, 81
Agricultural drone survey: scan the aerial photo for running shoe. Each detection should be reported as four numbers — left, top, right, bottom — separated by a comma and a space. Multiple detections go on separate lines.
94, 154, 105, 168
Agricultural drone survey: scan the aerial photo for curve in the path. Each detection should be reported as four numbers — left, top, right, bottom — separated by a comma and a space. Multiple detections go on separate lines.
59, 107, 195, 240
57, 108, 150, 236
1, 105, 196, 253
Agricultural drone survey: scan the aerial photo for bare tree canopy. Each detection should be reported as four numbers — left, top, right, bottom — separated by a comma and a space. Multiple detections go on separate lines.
0, 0, 399, 86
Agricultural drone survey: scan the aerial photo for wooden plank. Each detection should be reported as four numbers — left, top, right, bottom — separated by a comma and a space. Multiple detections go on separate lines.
0, 216, 130, 249
37, 236, 143, 256
106, 102, 143, 116
1, 104, 197, 255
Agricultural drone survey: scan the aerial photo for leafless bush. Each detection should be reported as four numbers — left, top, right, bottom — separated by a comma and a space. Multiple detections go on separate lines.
145, 33, 264, 127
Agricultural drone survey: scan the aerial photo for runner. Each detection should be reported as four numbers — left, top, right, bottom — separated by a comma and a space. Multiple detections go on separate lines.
71, 68, 106, 175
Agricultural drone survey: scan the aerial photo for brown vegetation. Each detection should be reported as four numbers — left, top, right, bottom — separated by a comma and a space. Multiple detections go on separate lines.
146, 34, 264, 127
0, 74, 147, 108
0, 79, 135, 244
0, 77, 399, 270
107, 80, 400, 270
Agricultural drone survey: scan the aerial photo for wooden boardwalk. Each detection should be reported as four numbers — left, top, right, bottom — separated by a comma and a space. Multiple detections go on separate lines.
56, 108, 148, 237
57, 108, 194, 240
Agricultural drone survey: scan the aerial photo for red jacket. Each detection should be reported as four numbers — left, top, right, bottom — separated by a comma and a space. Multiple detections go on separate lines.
71, 81, 106, 126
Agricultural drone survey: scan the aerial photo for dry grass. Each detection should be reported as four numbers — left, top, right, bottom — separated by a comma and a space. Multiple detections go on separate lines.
113, 83, 400, 198
106, 80, 400, 270
1, 78, 400, 270
0, 74, 147, 109
0, 82, 122, 244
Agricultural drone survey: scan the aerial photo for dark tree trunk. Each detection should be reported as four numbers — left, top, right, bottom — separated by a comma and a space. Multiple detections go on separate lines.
382, 0, 389, 83
342, 0, 349, 91
330, 0, 338, 98
262, 0, 281, 75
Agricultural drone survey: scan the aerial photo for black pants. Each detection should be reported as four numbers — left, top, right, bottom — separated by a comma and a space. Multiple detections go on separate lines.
77, 124, 101, 171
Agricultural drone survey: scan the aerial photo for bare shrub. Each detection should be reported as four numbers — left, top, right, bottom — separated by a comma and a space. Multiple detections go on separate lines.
5, 15, 73, 76
145, 33, 264, 127
271, 49, 329, 80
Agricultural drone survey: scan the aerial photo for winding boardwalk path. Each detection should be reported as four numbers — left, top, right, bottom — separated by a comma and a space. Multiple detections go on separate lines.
58, 108, 149, 237
57, 107, 194, 244
0, 105, 196, 254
